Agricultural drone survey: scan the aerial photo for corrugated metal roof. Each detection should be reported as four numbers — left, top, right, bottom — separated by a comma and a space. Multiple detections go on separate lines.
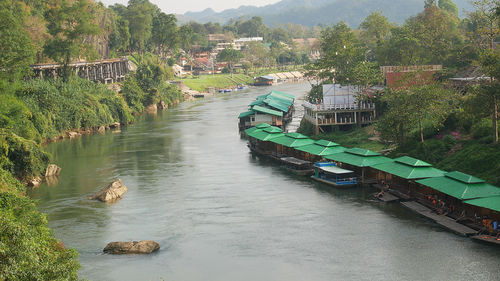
296, 143, 346, 156
445, 171, 485, 184
238, 110, 255, 119
465, 196, 500, 212
249, 100, 265, 106
263, 98, 290, 112
416, 172, 500, 200
325, 149, 392, 167
263, 126, 283, 133
270, 90, 295, 100
371, 160, 445, 180
252, 105, 283, 117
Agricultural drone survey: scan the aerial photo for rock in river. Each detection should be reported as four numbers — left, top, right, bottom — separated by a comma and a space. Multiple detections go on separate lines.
89, 179, 128, 202
45, 164, 61, 177
103, 240, 160, 254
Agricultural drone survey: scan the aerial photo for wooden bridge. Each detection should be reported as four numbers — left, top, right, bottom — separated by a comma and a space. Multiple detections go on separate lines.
31, 58, 130, 84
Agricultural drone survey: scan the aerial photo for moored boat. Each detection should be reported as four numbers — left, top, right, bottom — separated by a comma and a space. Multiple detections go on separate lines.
311, 162, 358, 188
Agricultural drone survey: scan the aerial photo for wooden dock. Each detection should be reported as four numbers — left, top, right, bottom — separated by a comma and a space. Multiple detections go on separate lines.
402, 201, 477, 237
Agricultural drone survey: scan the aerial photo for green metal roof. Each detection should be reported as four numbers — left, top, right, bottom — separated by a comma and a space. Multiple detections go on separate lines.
465, 196, 500, 212
445, 171, 485, 184
238, 110, 255, 119
344, 147, 381, 157
371, 156, 445, 179
244, 123, 270, 135
296, 143, 346, 156
314, 140, 340, 147
267, 94, 294, 106
270, 133, 315, 148
416, 172, 500, 200
252, 105, 283, 117
248, 126, 285, 141
249, 100, 265, 106
394, 156, 433, 167
324, 148, 392, 167
263, 98, 290, 112
270, 90, 295, 99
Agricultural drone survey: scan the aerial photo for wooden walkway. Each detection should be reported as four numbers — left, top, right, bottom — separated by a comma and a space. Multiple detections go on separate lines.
402, 201, 477, 236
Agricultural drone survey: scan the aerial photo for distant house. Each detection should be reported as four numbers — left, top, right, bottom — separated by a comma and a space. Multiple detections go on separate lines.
254, 75, 277, 86
302, 84, 377, 135
207, 34, 229, 43
381, 65, 442, 89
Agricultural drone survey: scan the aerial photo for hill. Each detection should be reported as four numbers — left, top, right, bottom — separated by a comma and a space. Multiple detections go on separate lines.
183, 0, 473, 27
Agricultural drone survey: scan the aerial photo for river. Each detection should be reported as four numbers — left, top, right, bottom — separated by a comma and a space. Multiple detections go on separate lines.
29, 82, 500, 281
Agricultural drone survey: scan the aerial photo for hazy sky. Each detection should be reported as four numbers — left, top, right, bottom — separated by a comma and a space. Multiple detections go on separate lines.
98, 0, 281, 14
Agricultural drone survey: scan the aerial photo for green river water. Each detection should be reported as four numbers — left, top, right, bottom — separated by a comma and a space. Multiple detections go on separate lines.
29, 82, 500, 281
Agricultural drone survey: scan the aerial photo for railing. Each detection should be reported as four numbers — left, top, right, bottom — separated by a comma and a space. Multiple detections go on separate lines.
303, 101, 375, 111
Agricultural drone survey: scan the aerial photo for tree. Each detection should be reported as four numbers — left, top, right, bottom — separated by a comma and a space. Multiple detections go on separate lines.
151, 12, 178, 56
351, 61, 382, 89
125, 0, 158, 53
44, 0, 101, 80
178, 24, 193, 51
218, 48, 243, 77
109, 15, 131, 53
359, 11, 392, 57
315, 21, 365, 84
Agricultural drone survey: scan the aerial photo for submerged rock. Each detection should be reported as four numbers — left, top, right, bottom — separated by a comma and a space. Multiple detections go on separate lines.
97, 126, 106, 134
103, 240, 160, 254
159, 100, 168, 110
89, 179, 127, 202
28, 177, 42, 187
109, 122, 121, 129
67, 131, 81, 139
45, 164, 61, 177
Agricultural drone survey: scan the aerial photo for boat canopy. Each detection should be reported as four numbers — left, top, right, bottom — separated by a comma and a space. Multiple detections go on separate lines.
416, 171, 500, 200
371, 156, 445, 179
324, 148, 392, 167
280, 157, 311, 166
252, 105, 283, 117
319, 165, 354, 175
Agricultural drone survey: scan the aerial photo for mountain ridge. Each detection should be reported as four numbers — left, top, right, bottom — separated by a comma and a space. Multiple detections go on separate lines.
182, 0, 473, 27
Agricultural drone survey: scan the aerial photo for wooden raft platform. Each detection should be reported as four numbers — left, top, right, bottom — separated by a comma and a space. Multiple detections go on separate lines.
402, 201, 477, 237
373, 192, 400, 202
471, 235, 500, 246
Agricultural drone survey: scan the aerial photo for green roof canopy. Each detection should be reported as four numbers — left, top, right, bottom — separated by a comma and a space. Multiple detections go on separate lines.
249, 100, 265, 106
247, 126, 284, 141
244, 123, 270, 135
465, 196, 500, 212
252, 105, 283, 117
416, 171, 500, 200
314, 140, 340, 147
238, 110, 255, 119
371, 156, 445, 179
324, 148, 392, 167
270, 132, 315, 148
296, 140, 346, 156
270, 90, 295, 99
263, 98, 290, 112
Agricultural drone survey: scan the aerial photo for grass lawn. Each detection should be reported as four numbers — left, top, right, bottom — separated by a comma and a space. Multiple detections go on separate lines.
179, 74, 254, 92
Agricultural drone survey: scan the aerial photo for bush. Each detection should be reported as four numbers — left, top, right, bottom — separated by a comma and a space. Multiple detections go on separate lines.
471, 118, 493, 139
0, 193, 80, 280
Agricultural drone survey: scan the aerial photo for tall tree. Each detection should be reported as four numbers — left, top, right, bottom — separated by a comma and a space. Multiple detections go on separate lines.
44, 0, 100, 80
151, 12, 178, 56
125, 0, 158, 53
316, 21, 365, 84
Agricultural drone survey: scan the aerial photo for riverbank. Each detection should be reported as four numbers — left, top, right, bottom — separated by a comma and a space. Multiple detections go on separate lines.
178, 74, 254, 92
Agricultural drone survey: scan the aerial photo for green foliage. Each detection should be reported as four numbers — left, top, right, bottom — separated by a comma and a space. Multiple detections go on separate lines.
0, 1, 35, 82
3, 132, 50, 181
0, 192, 80, 280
